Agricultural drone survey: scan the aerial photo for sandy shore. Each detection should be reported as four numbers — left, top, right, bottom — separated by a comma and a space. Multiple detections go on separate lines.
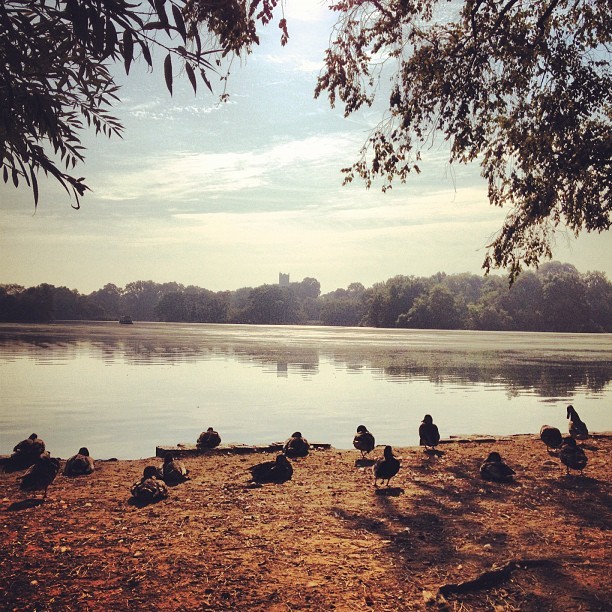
1, 434, 610, 610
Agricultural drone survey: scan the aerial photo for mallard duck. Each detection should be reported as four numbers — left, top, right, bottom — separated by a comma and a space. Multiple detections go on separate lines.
18, 452, 60, 499
567, 405, 588, 439
353, 425, 375, 457
197, 427, 221, 449
373, 446, 400, 487
283, 432, 310, 458
130, 466, 169, 503
539, 425, 563, 452
419, 415, 441, 450
559, 436, 588, 475
161, 453, 189, 485
249, 453, 293, 484
64, 447, 95, 476
479, 452, 515, 483
13, 433, 45, 456
9, 433, 46, 470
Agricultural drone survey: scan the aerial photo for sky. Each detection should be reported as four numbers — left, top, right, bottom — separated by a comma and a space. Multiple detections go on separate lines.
1, 1, 610, 296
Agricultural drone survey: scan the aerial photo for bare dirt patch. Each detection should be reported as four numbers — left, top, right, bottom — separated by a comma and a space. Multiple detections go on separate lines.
1, 435, 610, 610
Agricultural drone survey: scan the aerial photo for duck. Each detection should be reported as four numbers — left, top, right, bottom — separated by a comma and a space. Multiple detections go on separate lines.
197, 427, 221, 449
248, 453, 293, 484
373, 446, 400, 487
479, 452, 515, 483
539, 425, 563, 452
14, 433, 46, 456
353, 425, 375, 457
9, 433, 46, 469
161, 453, 189, 485
559, 436, 588, 475
18, 452, 60, 500
283, 432, 310, 458
130, 466, 169, 503
63, 447, 95, 476
567, 405, 588, 440
419, 414, 441, 450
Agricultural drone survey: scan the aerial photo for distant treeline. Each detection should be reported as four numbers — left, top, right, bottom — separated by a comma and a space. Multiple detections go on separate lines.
1, 262, 611, 332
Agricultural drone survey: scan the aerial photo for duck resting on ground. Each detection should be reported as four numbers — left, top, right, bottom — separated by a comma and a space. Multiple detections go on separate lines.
130, 466, 169, 503
539, 425, 563, 453
18, 452, 60, 500
283, 432, 310, 458
197, 427, 221, 449
353, 425, 375, 458
64, 447, 95, 476
4, 433, 47, 472
419, 415, 441, 451
248, 453, 293, 484
566, 405, 588, 440
373, 446, 400, 488
559, 436, 588, 475
479, 452, 515, 483
161, 453, 189, 485
14, 433, 46, 456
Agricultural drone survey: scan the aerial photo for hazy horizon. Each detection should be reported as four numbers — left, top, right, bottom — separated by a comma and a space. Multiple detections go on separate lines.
2, 1, 611, 296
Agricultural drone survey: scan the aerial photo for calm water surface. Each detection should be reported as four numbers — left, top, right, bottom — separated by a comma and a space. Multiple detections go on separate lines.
0, 322, 610, 459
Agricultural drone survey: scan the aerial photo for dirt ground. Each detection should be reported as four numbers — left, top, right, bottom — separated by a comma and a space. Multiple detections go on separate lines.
1, 434, 610, 611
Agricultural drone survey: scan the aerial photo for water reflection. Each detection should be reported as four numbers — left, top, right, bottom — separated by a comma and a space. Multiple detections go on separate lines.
1, 323, 609, 396
0, 322, 610, 459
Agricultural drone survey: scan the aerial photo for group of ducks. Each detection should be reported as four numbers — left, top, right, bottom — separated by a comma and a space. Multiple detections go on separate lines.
4, 434, 94, 500
539, 405, 589, 475
354, 405, 591, 486
4, 404, 591, 504
129, 429, 307, 502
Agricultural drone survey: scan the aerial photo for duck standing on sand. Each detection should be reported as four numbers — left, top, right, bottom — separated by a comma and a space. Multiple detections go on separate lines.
130, 466, 169, 503
161, 453, 189, 485
419, 414, 441, 451
353, 425, 375, 458
283, 432, 310, 458
539, 425, 563, 453
197, 427, 221, 449
559, 436, 588, 475
249, 453, 293, 484
479, 452, 515, 483
567, 405, 588, 439
18, 452, 60, 500
373, 446, 400, 487
64, 447, 95, 476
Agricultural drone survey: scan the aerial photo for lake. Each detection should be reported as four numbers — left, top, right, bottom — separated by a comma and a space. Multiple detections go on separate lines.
0, 322, 610, 459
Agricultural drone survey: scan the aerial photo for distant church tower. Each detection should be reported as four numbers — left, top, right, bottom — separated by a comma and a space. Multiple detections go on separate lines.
279, 272, 290, 287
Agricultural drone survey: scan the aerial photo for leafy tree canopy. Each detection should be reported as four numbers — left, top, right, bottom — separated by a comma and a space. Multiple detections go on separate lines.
1, 0, 287, 206
315, 0, 611, 280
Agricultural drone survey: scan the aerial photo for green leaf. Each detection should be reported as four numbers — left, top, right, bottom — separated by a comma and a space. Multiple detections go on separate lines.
164, 53, 173, 95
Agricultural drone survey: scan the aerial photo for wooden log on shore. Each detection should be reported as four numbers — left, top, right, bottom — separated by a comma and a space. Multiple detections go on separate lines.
155, 442, 332, 458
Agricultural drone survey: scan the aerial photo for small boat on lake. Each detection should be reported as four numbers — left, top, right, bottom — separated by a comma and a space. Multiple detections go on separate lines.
119, 315, 133, 324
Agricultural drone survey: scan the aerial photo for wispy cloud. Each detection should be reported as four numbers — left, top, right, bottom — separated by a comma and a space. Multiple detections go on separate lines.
96, 133, 359, 203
